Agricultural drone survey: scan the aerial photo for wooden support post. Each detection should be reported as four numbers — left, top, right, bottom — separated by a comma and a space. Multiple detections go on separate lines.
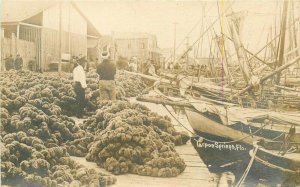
16, 24, 20, 55
0, 28, 3, 71
58, 2, 62, 75
40, 28, 44, 72
68, 2, 71, 55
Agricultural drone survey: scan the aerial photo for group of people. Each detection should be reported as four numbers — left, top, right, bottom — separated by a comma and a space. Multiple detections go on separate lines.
4, 54, 23, 71
72, 51, 116, 118
128, 57, 160, 77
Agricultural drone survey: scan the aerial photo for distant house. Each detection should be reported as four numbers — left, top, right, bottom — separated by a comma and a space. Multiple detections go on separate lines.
113, 32, 158, 62
0, 1, 101, 71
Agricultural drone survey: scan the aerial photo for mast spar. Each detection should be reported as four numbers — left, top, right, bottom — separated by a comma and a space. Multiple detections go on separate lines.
275, 0, 289, 84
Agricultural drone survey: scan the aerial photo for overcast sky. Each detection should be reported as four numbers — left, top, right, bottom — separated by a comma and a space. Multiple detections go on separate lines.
75, 0, 299, 56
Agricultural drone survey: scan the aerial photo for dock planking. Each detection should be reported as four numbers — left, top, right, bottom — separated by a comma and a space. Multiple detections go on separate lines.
71, 141, 215, 187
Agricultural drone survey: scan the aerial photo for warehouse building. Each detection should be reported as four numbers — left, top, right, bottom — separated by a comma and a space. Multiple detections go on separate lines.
113, 32, 159, 62
0, 1, 101, 71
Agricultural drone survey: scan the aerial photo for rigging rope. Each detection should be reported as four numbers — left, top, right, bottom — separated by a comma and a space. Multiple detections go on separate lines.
165, 2, 235, 65
164, 3, 213, 64
235, 146, 258, 187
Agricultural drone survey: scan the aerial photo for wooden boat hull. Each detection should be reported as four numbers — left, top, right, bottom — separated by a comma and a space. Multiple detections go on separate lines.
190, 135, 251, 173
186, 105, 300, 182
185, 107, 252, 172
185, 107, 289, 175
185, 107, 264, 145
249, 143, 300, 184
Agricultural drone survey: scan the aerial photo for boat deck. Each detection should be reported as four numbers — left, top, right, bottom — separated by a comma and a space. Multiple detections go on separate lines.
71, 100, 223, 187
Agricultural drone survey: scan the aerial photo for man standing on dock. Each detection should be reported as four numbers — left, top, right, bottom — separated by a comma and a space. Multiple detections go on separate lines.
73, 59, 87, 118
129, 56, 138, 72
96, 51, 117, 100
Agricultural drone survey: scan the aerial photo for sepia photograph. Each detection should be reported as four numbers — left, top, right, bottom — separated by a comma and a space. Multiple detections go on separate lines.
0, 0, 300, 186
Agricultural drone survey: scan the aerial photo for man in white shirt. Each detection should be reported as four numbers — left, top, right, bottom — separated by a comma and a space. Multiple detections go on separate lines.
73, 60, 87, 118
129, 61, 138, 72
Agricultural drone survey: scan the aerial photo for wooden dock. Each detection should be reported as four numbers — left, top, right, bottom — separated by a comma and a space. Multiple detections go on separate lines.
72, 99, 224, 187
72, 142, 216, 187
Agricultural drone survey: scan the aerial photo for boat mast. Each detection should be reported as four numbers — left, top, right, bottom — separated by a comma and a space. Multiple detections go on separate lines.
289, 0, 298, 57
291, 2, 298, 57
196, 3, 206, 58
226, 6, 251, 84
173, 22, 178, 66
186, 37, 189, 68
275, 0, 289, 84
217, 0, 232, 83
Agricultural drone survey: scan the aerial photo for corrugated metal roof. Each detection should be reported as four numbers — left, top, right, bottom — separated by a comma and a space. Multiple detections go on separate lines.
1, 0, 100, 36
1, 0, 57, 23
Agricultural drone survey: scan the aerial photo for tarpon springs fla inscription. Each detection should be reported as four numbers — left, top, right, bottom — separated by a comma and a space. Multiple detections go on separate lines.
196, 141, 247, 151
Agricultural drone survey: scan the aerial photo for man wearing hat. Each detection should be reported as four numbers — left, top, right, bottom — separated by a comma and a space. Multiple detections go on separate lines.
77, 54, 89, 71
73, 58, 87, 118
96, 51, 117, 100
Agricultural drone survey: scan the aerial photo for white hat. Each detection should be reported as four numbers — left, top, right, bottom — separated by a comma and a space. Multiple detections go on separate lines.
101, 51, 110, 60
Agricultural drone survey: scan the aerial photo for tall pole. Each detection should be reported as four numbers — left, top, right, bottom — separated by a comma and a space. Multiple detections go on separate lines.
291, 0, 298, 57
275, 0, 289, 84
227, 13, 251, 83
186, 37, 189, 67
197, 3, 205, 58
173, 22, 178, 64
68, 2, 71, 55
58, 2, 62, 75
16, 24, 20, 56
0, 29, 3, 71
